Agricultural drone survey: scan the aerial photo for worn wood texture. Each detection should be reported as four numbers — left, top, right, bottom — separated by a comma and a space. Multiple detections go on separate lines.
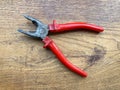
0, 0, 120, 90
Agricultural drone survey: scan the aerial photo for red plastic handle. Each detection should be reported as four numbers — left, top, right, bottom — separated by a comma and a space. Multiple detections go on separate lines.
48, 20, 104, 33
43, 36, 87, 77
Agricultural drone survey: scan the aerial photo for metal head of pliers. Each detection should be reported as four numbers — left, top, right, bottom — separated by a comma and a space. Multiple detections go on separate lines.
18, 15, 48, 39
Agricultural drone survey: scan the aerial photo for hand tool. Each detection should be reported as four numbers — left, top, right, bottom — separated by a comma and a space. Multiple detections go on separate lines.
18, 15, 104, 77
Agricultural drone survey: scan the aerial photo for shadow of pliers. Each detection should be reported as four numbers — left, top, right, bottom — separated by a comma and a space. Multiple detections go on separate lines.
18, 15, 104, 77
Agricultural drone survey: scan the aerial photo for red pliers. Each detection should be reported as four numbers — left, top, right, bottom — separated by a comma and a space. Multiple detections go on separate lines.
18, 15, 104, 77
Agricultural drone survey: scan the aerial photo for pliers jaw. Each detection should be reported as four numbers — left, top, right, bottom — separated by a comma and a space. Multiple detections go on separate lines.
18, 15, 48, 39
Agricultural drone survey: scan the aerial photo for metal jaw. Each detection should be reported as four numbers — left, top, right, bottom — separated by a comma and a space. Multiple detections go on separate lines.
18, 15, 49, 39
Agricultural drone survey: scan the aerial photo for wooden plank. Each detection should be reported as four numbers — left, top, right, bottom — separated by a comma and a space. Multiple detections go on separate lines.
0, 0, 119, 90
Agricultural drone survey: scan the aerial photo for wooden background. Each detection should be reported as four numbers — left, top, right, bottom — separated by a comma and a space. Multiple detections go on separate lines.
0, 0, 120, 90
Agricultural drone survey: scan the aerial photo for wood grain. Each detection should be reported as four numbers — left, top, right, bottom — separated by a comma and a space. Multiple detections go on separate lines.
0, 0, 120, 90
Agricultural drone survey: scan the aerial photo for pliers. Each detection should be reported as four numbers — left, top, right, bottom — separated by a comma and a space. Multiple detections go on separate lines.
18, 15, 104, 77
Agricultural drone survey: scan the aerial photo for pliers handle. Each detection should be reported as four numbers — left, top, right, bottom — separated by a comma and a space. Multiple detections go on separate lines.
49, 20, 103, 33
44, 21, 103, 77
43, 36, 87, 77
